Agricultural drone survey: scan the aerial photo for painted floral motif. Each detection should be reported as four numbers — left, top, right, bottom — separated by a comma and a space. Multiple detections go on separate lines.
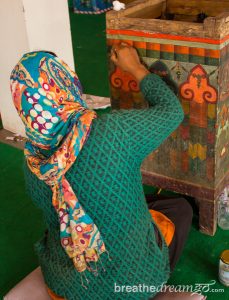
110, 67, 140, 93
180, 65, 218, 104
188, 142, 207, 160
10, 52, 106, 273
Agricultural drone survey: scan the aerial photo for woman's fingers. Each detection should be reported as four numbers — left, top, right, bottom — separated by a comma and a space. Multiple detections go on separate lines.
110, 43, 145, 78
111, 43, 129, 56
110, 51, 118, 64
120, 42, 130, 47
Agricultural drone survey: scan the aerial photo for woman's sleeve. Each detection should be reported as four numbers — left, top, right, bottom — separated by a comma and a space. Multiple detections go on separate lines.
108, 73, 184, 163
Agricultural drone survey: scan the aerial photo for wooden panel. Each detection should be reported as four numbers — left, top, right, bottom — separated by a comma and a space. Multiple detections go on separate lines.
166, 0, 229, 17
141, 170, 229, 200
106, 0, 165, 19
172, 14, 199, 22
122, 0, 138, 3
107, 0, 229, 38
198, 198, 217, 236
126, 2, 166, 19
107, 17, 204, 37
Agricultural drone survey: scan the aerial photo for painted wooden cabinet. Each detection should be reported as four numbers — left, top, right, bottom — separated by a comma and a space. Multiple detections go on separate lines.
106, 0, 229, 235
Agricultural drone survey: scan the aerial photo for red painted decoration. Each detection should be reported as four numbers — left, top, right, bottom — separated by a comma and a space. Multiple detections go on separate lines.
180, 65, 217, 104
110, 67, 140, 93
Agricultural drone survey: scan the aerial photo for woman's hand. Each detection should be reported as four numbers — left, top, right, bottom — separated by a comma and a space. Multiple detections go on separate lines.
110, 43, 150, 83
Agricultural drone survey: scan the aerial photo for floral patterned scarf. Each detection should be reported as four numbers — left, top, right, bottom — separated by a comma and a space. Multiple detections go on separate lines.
10, 51, 106, 273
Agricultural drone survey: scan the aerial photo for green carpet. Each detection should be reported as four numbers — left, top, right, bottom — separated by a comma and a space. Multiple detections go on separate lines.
0, 6, 228, 300
0, 144, 45, 297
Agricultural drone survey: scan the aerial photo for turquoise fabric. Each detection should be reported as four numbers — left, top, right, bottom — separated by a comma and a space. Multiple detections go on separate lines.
10, 52, 106, 273
24, 73, 184, 299
10, 52, 86, 148
73, 0, 113, 14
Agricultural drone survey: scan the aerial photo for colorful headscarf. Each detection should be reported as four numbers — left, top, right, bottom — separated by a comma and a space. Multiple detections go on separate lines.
10, 52, 106, 273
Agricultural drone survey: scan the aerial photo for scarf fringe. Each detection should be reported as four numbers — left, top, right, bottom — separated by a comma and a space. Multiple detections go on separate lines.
80, 249, 112, 289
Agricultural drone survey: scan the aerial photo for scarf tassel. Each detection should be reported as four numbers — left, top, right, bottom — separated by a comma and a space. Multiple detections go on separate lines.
80, 249, 112, 289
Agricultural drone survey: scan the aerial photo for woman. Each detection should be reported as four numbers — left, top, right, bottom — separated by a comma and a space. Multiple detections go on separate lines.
10, 45, 205, 299
73, 0, 113, 14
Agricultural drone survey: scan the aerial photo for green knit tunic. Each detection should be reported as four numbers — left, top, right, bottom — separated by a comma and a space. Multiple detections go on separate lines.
24, 73, 184, 300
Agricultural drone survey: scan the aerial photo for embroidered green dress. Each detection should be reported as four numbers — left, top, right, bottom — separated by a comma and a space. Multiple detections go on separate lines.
24, 73, 184, 300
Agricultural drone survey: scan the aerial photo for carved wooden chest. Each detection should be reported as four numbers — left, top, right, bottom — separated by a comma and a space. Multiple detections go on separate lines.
107, 0, 229, 235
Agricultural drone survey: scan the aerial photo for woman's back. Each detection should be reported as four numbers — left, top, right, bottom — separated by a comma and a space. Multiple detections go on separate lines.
24, 73, 183, 299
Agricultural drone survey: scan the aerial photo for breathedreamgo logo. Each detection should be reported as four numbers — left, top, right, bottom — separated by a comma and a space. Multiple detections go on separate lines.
114, 280, 224, 295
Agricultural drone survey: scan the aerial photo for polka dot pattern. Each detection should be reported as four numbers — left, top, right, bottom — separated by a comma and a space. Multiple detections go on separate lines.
52, 117, 59, 123
21, 89, 63, 136
11, 51, 102, 275
34, 104, 43, 111
42, 111, 52, 119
